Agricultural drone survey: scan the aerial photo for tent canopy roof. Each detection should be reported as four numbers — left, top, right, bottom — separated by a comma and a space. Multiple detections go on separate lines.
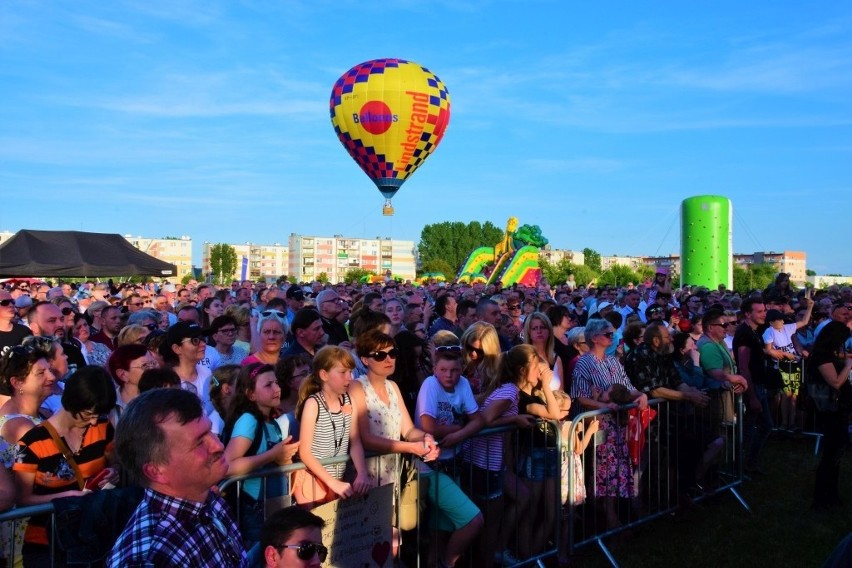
0, 230, 177, 277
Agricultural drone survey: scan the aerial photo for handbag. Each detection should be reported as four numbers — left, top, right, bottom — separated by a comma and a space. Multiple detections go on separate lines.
292, 467, 334, 507
397, 455, 420, 531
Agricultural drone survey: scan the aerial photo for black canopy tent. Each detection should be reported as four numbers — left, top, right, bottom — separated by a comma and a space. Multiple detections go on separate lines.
0, 230, 176, 278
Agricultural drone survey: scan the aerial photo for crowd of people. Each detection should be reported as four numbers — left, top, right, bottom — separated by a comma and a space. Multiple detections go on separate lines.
0, 270, 849, 567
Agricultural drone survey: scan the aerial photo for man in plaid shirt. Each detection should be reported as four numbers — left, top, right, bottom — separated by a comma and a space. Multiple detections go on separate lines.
107, 388, 247, 567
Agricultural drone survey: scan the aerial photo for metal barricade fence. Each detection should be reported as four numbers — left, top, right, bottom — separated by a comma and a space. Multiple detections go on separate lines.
563, 391, 748, 567
0, 397, 746, 568
0, 503, 56, 567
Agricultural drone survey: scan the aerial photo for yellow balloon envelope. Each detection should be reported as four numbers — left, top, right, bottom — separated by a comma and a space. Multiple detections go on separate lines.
330, 59, 451, 215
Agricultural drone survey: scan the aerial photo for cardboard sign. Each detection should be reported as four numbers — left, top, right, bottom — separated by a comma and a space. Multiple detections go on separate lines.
311, 483, 394, 568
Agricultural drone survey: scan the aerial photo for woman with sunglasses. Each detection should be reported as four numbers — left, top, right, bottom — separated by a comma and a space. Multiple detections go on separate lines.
350, 330, 438, 488
0, 290, 32, 351
460, 322, 502, 399
158, 322, 214, 414
571, 318, 647, 529
72, 313, 111, 367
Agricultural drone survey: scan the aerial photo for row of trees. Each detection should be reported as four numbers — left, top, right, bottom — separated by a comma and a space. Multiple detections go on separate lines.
204, 222, 792, 294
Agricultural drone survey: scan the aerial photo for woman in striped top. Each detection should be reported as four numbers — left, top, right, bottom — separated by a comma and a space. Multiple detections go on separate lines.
295, 346, 370, 507
570, 318, 647, 529
13, 366, 117, 566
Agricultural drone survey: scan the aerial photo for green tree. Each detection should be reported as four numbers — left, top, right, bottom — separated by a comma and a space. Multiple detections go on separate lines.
209, 243, 238, 285
316, 272, 329, 284
732, 263, 776, 293
418, 220, 504, 277
582, 248, 602, 272
180, 272, 194, 285
806, 269, 816, 276
540, 259, 599, 288
342, 268, 374, 284
597, 265, 640, 288
419, 259, 455, 280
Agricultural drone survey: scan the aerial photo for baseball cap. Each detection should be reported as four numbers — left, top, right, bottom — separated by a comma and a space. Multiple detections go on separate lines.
286, 285, 305, 301
597, 301, 613, 313
14, 296, 33, 309
766, 309, 785, 323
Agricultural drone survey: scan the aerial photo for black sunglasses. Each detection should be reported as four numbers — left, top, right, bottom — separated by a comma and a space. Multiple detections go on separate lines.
435, 345, 462, 352
468, 346, 485, 358
0, 299, 15, 307
602, 332, 615, 338
143, 323, 158, 331
368, 348, 399, 361
507, 304, 521, 310
278, 542, 328, 562
61, 307, 76, 316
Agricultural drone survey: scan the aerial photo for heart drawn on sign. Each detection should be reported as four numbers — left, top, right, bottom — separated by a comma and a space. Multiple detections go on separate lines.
371, 540, 391, 566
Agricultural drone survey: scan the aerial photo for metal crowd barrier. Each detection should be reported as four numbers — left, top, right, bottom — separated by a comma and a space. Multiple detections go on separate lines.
563, 391, 748, 567
0, 394, 747, 568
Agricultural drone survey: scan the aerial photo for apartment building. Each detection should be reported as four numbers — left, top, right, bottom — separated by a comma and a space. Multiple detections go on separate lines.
288, 234, 416, 283
124, 235, 193, 282
201, 242, 289, 283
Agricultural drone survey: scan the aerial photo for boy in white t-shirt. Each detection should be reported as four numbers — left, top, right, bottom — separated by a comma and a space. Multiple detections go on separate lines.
762, 300, 813, 431
415, 347, 484, 568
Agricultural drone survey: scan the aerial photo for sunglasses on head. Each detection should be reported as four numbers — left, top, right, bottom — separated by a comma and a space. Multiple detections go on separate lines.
278, 542, 328, 562
261, 310, 286, 319
435, 345, 462, 352
368, 348, 399, 361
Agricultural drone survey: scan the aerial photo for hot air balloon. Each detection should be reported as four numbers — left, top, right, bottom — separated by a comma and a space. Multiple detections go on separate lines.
329, 58, 451, 216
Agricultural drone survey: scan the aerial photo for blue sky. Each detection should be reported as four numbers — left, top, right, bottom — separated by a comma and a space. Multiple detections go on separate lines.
1, 1, 850, 274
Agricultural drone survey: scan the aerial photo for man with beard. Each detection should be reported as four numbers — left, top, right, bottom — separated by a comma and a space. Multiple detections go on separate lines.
624, 321, 714, 500
91, 304, 123, 351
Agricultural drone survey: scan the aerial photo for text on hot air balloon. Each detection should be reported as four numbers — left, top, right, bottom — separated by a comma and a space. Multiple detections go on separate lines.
353, 112, 398, 124
397, 90, 430, 170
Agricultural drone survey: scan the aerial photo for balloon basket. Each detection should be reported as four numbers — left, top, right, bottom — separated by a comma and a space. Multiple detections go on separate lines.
382, 200, 394, 216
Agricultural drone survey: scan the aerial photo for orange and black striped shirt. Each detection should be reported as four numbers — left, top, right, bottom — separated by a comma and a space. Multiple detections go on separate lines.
13, 418, 113, 546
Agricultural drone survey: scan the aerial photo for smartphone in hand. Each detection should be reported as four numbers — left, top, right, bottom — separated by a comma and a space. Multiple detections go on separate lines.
84, 469, 110, 491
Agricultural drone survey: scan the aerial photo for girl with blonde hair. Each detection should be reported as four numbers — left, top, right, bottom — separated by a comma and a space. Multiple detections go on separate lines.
294, 346, 371, 507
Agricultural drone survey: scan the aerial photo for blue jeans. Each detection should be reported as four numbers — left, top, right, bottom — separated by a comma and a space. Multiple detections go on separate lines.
744, 384, 774, 468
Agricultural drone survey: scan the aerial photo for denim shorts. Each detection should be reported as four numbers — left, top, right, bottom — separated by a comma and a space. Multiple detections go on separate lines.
519, 447, 559, 481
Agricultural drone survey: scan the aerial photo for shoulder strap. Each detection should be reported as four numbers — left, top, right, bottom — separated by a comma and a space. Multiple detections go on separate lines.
41, 421, 85, 490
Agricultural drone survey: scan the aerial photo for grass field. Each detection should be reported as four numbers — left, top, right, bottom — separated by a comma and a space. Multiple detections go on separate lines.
570, 431, 852, 567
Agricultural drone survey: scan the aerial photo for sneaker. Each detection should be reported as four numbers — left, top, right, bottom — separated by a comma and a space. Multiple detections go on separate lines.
494, 549, 523, 566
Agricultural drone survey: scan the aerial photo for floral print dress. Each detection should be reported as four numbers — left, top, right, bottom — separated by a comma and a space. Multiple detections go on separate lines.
355, 376, 402, 487
0, 414, 41, 566
571, 353, 635, 498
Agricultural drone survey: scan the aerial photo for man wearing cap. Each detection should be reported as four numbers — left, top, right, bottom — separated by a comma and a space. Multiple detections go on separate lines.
0, 289, 32, 349
315, 290, 351, 348
284, 285, 305, 327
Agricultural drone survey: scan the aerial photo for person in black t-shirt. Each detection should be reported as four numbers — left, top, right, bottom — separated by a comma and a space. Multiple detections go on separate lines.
732, 298, 772, 474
